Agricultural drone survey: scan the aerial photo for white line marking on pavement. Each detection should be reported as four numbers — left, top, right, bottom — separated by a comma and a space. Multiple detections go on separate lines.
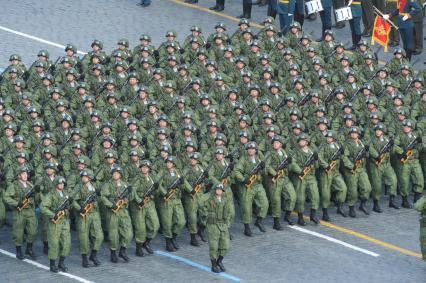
289, 226, 380, 257
0, 25, 87, 55
0, 248, 94, 283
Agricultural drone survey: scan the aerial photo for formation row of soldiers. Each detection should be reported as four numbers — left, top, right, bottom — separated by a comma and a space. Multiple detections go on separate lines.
0, 18, 425, 272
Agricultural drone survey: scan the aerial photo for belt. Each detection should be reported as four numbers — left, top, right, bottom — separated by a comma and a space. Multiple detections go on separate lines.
281, 0, 289, 3
400, 12, 409, 16
352, 1, 361, 4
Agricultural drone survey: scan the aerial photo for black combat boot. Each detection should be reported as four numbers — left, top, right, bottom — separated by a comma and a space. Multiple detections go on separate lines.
143, 238, 154, 254
359, 200, 370, 215
25, 243, 36, 259
89, 250, 101, 266
211, 259, 221, 273
255, 217, 266, 232
297, 213, 306, 226
284, 210, 295, 225
16, 246, 24, 260
322, 208, 330, 222
216, 0, 225, 11
136, 243, 145, 257
50, 259, 59, 273
198, 225, 207, 242
217, 255, 226, 272
190, 233, 200, 247
43, 241, 48, 255
401, 196, 412, 208
273, 217, 283, 230
373, 200, 383, 213
119, 246, 130, 262
166, 238, 176, 252
389, 196, 400, 209
310, 209, 319, 224
171, 234, 180, 250
337, 203, 347, 217
349, 206, 356, 218
82, 254, 89, 268
414, 192, 423, 203
58, 256, 68, 272
110, 249, 118, 263
244, 224, 252, 237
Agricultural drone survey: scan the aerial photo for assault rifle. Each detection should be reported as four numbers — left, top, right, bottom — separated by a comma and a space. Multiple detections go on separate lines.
79, 191, 98, 217
299, 152, 317, 181
17, 185, 39, 212
351, 146, 367, 174
51, 195, 72, 224
400, 137, 418, 164
375, 138, 394, 166
271, 155, 291, 183
325, 146, 344, 173
112, 186, 132, 213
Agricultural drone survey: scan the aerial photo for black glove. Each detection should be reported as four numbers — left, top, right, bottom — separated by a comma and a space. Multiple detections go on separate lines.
179, 48, 185, 54
33, 185, 40, 193
127, 186, 133, 193
111, 203, 118, 210
0, 155, 4, 162
205, 42, 211, 49
389, 139, 394, 146
287, 156, 293, 163
416, 136, 422, 143
313, 152, 319, 160
67, 196, 74, 203
203, 171, 209, 178
57, 164, 63, 172
365, 145, 370, 151
229, 163, 234, 170
95, 188, 102, 196
154, 182, 159, 189
259, 161, 265, 169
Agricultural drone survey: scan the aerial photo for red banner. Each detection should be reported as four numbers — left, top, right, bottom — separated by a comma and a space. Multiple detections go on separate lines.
398, 0, 407, 13
371, 15, 392, 52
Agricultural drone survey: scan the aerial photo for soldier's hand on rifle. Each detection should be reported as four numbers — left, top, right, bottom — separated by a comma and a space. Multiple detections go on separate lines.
33, 185, 40, 192
313, 152, 319, 160
259, 161, 265, 169
111, 203, 118, 210
127, 186, 133, 193
365, 145, 370, 151
96, 188, 102, 196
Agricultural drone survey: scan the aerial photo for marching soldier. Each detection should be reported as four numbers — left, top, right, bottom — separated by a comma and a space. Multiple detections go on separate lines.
4, 167, 39, 260
234, 142, 269, 236
158, 156, 191, 252
101, 165, 133, 263
414, 195, 426, 262
72, 169, 103, 267
130, 160, 160, 256
41, 176, 72, 273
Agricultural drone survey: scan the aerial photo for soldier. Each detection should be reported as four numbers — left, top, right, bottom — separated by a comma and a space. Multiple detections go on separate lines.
394, 119, 424, 207
342, 126, 372, 217
234, 142, 269, 236
210, 0, 225, 11
158, 156, 191, 252
130, 160, 160, 256
72, 169, 103, 267
414, 195, 426, 262
291, 134, 320, 225
101, 165, 133, 263
201, 183, 232, 273
41, 176, 72, 273
367, 123, 401, 212
4, 167, 39, 260
264, 136, 298, 229
318, 130, 348, 221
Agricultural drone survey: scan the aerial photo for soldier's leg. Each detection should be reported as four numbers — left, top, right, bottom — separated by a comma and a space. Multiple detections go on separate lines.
411, 162, 425, 194
183, 198, 198, 234
240, 188, 254, 224
25, 212, 38, 244
0, 197, 5, 227
47, 223, 60, 260
218, 229, 230, 257
413, 21, 423, 52
254, 185, 269, 218
172, 202, 186, 235
77, 216, 90, 254
306, 177, 320, 210
132, 208, 147, 245
319, 172, 332, 209
270, 182, 283, 217
331, 172, 348, 205
295, 179, 307, 213
383, 164, 398, 197
108, 214, 119, 250
224, 187, 235, 227
345, 172, 359, 206
420, 220, 426, 261
145, 205, 160, 240
207, 225, 220, 260
90, 213, 104, 252
369, 164, 382, 201
399, 164, 411, 197
358, 171, 372, 200
160, 204, 173, 238
12, 212, 25, 246
59, 222, 71, 257
282, 179, 296, 212
119, 213, 134, 248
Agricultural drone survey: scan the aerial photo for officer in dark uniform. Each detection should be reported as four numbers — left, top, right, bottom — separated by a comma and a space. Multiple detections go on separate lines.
268, 0, 278, 18
349, 0, 363, 50
385, 0, 421, 60
319, 0, 333, 39
333, 0, 347, 28
239, 0, 253, 19
412, 0, 424, 54
277, 0, 296, 34
210, 0, 225, 11
294, 0, 306, 26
